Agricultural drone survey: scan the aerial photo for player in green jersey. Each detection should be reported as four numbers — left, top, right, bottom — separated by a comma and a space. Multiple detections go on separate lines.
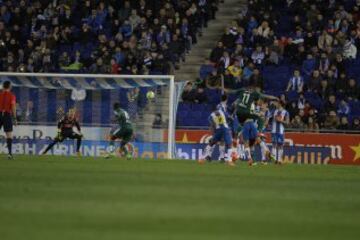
105, 103, 134, 159
233, 87, 277, 165
234, 88, 269, 123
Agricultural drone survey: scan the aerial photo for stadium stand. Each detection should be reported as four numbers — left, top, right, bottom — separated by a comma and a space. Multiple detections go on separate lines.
0, 0, 218, 74
1, 0, 359, 131
0, 0, 220, 124
177, 0, 360, 131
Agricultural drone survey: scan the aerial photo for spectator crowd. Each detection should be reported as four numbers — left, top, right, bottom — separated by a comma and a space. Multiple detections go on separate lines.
187, 0, 360, 131
0, 0, 219, 74
1, 0, 360, 131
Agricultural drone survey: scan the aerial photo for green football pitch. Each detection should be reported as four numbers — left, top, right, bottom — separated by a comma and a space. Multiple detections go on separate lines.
0, 156, 360, 240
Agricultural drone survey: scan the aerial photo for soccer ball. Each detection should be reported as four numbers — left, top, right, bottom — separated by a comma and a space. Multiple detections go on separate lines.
146, 91, 155, 100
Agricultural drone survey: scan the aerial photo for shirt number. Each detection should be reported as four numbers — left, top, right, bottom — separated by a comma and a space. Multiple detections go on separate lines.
215, 115, 225, 125
242, 93, 250, 105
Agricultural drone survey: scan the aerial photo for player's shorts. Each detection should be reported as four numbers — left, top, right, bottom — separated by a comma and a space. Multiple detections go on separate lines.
242, 120, 258, 143
0, 112, 13, 132
271, 133, 284, 145
57, 130, 82, 142
236, 109, 251, 124
230, 118, 240, 138
236, 109, 259, 124
212, 126, 232, 146
112, 125, 133, 143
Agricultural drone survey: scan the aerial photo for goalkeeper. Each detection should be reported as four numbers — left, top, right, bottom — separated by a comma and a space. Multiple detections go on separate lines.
106, 103, 134, 159
42, 108, 83, 155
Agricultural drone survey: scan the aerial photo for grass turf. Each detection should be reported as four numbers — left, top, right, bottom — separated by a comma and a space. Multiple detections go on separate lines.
0, 155, 360, 240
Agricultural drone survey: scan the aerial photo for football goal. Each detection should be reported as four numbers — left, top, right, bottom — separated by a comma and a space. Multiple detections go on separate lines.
0, 72, 183, 159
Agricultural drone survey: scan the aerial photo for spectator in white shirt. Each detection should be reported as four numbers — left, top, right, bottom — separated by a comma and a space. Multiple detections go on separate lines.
219, 51, 231, 71
343, 39, 357, 59
251, 45, 265, 65
257, 21, 271, 38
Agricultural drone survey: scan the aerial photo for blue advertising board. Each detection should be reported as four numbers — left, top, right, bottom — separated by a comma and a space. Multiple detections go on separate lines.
1, 140, 331, 164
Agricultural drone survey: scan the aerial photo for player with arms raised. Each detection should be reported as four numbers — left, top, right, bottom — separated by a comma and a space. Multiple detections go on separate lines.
199, 107, 234, 166
42, 108, 83, 156
234, 87, 278, 165
271, 101, 290, 164
105, 103, 134, 159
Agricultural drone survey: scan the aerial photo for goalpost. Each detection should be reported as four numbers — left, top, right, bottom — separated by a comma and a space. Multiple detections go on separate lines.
0, 72, 179, 159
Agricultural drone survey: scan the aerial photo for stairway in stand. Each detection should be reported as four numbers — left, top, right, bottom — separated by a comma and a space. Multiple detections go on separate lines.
175, 0, 247, 82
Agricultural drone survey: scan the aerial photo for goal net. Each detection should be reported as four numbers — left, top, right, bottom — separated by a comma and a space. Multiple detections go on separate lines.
0, 73, 181, 159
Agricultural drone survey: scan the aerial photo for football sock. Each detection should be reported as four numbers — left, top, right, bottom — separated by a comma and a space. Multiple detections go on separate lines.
260, 141, 268, 161
6, 138, 12, 155
278, 147, 284, 162
225, 148, 232, 162
108, 141, 115, 153
44, 140, 57, 154
121, 142, 128, 155
76, 137, 82, 152
219, 145, 225, 160
237, 144, 245, 160
204, 144, 215, 158
272, 146, 277, 161
244, 147, 252, 161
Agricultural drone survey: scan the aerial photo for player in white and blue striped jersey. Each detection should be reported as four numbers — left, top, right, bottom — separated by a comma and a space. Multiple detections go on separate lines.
216, 95, 229, 116
254, 100, 276, 164
199, 107, 234, 166
216, 94, 232, 161
264, 104, 274, 128
271, 101, 290, 164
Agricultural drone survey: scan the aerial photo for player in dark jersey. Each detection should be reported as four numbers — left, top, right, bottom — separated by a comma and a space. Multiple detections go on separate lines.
42, 109, 83, 156
234, 87, 278, 165
105, 103, 134, 159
